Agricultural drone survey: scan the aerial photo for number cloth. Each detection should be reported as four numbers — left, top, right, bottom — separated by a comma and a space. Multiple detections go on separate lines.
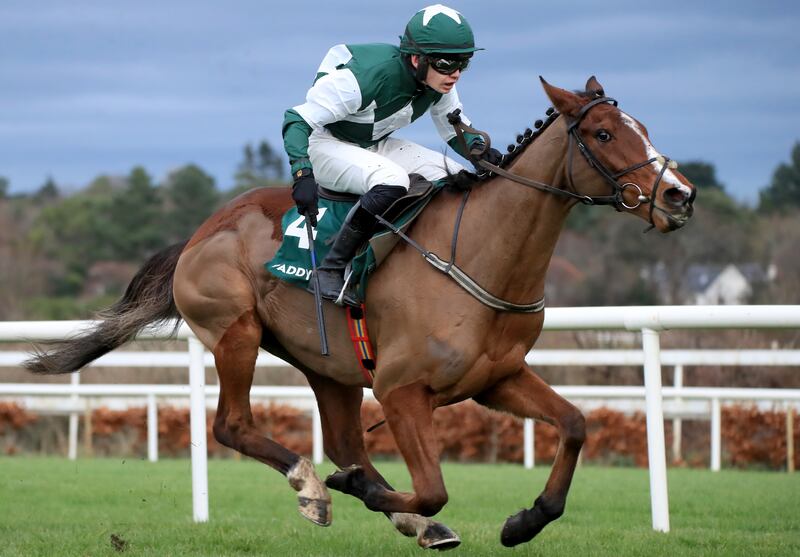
266, 180, 445, 295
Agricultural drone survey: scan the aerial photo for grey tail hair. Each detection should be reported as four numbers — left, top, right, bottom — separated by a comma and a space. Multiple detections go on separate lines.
24, 241, 188, 374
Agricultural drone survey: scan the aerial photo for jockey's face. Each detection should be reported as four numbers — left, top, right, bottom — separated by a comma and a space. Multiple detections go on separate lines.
411, 54, 462, 94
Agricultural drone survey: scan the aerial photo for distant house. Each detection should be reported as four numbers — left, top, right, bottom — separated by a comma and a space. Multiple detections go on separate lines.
647, 263, 776, 305
684, 263, 775, 305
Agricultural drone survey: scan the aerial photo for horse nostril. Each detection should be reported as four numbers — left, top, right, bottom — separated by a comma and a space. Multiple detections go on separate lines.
664, 186, 691, 207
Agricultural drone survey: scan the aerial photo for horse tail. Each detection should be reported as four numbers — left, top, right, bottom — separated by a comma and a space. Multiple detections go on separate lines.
24, 240, 188, 375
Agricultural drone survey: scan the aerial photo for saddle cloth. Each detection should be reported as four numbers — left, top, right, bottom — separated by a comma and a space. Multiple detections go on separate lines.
265, 175, 445, 298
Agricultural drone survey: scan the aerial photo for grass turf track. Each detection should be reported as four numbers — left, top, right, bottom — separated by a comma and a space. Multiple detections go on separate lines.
1, 457, 798, 556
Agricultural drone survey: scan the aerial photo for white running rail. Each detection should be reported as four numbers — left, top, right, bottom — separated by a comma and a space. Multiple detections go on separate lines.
1, 304, 799, 531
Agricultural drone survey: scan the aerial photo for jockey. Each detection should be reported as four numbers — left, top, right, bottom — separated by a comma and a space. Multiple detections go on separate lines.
282, 4, 502, 306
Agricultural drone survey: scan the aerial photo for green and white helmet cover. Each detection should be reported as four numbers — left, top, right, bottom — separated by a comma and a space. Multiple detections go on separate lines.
399, 4, 482, 55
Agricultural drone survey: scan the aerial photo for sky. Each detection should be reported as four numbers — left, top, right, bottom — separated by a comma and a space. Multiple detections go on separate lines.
1, 0, 798, 204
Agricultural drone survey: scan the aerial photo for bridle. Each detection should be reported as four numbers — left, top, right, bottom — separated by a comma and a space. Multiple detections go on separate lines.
449, 97, 677, 229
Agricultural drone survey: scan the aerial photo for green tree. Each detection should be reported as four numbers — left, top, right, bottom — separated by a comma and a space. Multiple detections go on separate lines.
233, 140, 286, 192
0, 176, 8, 199
29, 187, 115, 294
107, 167, 165, 260
34, 176, 60, 201
679, 161, 724, 190
759, 142, 800, 213
163, 164, 219, 242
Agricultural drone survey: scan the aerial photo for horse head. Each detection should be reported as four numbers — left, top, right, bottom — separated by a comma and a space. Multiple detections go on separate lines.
541, 76, 696, 232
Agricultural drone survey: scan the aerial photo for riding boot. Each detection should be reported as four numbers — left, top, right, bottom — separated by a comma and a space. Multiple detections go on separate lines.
317, 184, 407, 306
316, 206, 373, 306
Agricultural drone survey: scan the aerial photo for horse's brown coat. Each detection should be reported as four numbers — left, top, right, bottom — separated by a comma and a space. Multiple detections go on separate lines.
39, 77, 695, 548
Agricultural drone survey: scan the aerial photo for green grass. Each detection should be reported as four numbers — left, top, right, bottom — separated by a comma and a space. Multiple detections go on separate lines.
1, 458, 798, 556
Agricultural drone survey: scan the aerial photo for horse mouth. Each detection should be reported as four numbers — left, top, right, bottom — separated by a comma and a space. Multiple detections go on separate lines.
664, 205, 693, 231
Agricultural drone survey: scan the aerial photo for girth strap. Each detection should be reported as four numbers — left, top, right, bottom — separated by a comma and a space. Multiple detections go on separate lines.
422, 252, 546, 313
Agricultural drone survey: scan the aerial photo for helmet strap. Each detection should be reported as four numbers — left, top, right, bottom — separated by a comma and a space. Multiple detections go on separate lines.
414, 55, 429, 83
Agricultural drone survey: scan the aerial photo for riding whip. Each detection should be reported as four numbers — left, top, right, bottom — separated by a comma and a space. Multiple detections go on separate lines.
306, 218, 329, 356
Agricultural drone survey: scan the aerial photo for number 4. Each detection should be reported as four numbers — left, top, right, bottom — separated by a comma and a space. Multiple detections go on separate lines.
285, 208, 328, 250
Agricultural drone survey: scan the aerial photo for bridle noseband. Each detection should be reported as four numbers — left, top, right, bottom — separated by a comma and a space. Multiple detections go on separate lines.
450, 97, 676, 229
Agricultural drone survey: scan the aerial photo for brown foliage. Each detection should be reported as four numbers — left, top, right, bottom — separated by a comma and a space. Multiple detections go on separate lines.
583, 409, 649, 466
85, 403, 313, 458
362, 402, 650, 466
0, 402, 38, 432
1, 401, 796, 469
722, 405, 799, 469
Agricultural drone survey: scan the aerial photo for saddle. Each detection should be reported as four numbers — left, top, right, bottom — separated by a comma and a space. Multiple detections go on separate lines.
266, 174, 443, 297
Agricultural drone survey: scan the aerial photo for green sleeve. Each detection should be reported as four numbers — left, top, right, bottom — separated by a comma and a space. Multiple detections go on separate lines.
448, 132, 484, 160
282, 109, 315, 176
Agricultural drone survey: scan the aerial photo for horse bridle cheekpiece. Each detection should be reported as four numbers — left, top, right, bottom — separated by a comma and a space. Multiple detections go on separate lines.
564, 96, 675, 228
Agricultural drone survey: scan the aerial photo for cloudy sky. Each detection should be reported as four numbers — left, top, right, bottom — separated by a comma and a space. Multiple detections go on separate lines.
2, 0, 798, 203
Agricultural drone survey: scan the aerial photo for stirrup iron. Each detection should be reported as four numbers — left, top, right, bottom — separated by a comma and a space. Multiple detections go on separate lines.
334, 266, 355, 306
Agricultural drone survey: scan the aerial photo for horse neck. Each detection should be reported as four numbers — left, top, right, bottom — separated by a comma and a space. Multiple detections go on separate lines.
454, 118, 573, 302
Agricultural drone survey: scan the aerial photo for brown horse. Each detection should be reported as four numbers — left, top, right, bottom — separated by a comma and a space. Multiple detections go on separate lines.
26, 77, 695, 549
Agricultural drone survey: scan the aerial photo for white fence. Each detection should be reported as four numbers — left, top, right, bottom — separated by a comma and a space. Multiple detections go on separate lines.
2, 351, 799, 469
2, 305, 800, 533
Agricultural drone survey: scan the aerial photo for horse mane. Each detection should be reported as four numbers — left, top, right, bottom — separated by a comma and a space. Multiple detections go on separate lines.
492, 107, 561, 171
440, 103, 562, 192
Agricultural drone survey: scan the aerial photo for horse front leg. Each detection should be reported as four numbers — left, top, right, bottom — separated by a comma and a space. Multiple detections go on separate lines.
305, 372, 460, 550
325, 381, 448, 518
474, 365, 586, 547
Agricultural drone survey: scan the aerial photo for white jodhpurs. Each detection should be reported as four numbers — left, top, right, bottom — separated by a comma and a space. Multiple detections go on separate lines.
307, 129, 466, 195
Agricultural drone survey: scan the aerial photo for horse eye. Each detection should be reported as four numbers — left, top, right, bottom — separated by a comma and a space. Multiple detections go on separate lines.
596, 130, 612, 142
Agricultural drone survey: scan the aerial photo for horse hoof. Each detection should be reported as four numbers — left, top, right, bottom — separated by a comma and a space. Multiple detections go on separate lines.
325, 464, 364, 496
390, 513, 461, 550
500, 508, 541, 547
287, 457, 332, 527
419, 522, 461, 550
297, 495, 332, 527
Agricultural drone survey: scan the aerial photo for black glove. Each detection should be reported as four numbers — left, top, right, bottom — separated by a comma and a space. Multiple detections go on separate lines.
292, 169, 319, 227
471, 144, 503, 173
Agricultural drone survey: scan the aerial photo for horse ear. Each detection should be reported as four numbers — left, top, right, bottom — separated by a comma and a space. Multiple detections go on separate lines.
585, 75, 605, 98
540, 76, 583, 117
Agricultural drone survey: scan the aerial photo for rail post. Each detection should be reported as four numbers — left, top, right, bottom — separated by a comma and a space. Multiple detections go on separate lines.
641, 327, 670, 533
672, 365, 683, 464
188, 335, 209, 523
711, 397, 721, 472
788, 405, 795, 474
147, 393, 158, 463
68, 373, 79, 460
312, 402, 324, 464
524, 418, 535, 469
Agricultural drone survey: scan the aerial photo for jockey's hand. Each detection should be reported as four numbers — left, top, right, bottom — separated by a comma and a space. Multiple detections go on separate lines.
471, 145, 503, 174
292, 170, 319, 227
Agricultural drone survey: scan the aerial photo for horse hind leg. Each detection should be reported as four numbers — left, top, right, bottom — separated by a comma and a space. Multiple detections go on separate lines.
211, 309, 331, 526
305, 372, 459, 550
474, 365, 586, 547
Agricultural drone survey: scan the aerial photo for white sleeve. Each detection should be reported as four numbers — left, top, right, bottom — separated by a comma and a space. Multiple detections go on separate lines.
429, 86, 473, 143
293, 69, 363, 131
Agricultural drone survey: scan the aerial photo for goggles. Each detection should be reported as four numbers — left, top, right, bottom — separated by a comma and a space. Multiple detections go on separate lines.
426, 56, 470, 75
